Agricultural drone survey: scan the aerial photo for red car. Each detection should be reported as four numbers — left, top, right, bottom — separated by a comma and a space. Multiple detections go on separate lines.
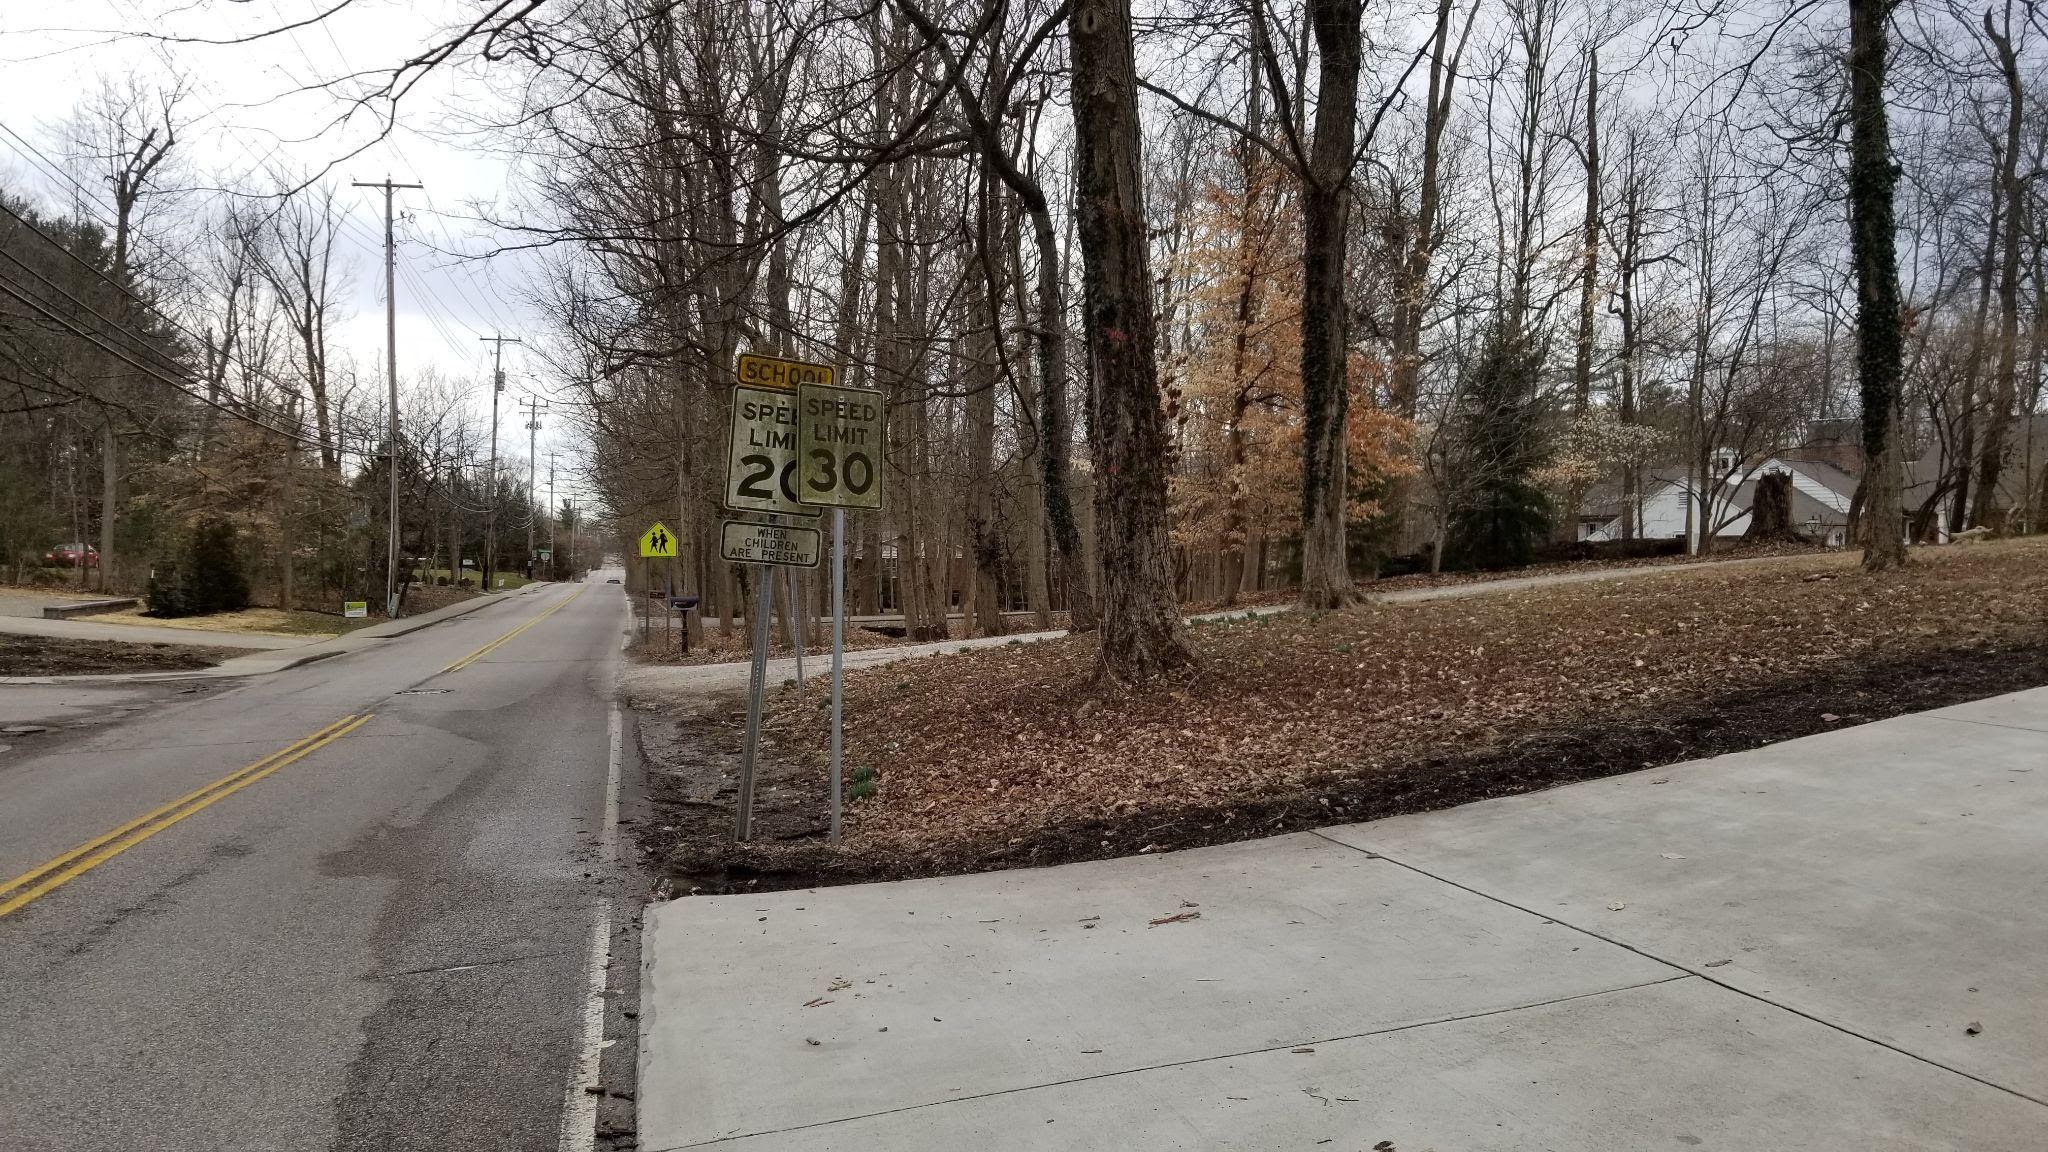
44, 542, 99, 568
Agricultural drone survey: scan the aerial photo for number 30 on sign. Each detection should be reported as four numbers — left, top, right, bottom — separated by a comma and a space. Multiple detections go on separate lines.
797, 382, 885, 510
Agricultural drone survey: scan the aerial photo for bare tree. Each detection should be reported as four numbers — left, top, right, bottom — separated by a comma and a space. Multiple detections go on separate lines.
1069, 0, 1192, 676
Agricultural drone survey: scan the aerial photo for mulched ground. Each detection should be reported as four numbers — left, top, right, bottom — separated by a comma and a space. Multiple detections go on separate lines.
634, 539, 2048, 894
401, 584, 484, 617
0, 635, 238, 676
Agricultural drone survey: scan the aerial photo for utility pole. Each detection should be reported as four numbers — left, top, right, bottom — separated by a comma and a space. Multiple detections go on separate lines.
479, 334, 521, 590
546, 450, 558, 560
353, 177, 422, 619
518, 395, 547, 577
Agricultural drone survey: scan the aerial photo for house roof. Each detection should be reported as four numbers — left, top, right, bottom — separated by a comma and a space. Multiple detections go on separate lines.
1582, 455, 1857, 537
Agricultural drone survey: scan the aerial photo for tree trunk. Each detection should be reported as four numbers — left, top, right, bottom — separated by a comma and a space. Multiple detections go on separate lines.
1389, 0, 1460, 419
1848, 0, 1908, 570
280, 437, 295, 609
1615, 140, 1644, 541
1023, 194, 1094, 631
1296, 0, 1363, 610
1009, 226, 1055, 628
1563, 52, 1600, 541
1972, 7, 2024, 531
1951, 193, 2000, 535
1068, 0, 1192, 678
1572, 52, 1600, 417
97, 421, 117, 593
965, 232, 1005, 638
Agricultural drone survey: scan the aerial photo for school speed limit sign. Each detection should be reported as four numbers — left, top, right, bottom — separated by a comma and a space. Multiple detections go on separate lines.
723, 384, 815, 516
797, 382, 885, 509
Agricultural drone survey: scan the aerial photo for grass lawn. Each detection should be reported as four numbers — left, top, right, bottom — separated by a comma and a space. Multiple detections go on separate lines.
92, 606, 381, 639
636, 537, 2048, 891
0, 582, 110, 603
409, 567, 536, 591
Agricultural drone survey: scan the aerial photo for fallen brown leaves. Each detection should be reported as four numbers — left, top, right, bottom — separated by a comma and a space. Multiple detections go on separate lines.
663, 540, 2048, 887
0, 635, 236, 676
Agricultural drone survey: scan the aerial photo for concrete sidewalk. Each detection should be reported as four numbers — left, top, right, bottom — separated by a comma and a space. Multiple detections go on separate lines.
636, 685, 2048, 1150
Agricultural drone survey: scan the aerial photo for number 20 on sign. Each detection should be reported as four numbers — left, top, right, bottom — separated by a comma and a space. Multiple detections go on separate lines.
723, 384, 814, 516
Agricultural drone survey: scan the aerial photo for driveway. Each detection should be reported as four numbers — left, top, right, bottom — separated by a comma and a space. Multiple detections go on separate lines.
636, 684, 2048, 1150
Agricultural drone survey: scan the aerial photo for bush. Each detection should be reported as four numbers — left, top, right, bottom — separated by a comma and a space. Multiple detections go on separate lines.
144, 560, 189, 616
145, 518, 251, 617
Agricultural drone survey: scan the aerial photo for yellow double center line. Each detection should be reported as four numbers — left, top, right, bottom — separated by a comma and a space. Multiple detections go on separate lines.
439, 585, 584, 674
0, 713, 373, 918
0, 588, 584, 919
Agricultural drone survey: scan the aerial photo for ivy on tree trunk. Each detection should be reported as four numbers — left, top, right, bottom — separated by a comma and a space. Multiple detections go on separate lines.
1847, 0, 1909, 570
1068, 0, 1192, 680
1297, 0, 1363, 610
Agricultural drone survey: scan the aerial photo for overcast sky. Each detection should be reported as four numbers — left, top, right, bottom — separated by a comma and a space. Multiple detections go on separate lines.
0, 1, 577, 478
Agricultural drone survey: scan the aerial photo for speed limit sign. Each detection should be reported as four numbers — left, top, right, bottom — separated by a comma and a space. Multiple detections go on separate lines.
797, 382, 886, 509
723, 384, 815, 516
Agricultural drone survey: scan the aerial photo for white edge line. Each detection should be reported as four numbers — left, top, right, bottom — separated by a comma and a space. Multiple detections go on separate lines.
557, 700, 624, 1152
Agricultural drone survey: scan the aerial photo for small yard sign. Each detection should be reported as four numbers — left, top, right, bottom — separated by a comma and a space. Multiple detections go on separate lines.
343, 601, 368, 619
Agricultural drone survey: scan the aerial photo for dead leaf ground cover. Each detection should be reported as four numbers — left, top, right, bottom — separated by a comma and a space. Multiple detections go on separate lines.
0, 635, 238, 676
642, 539, 2048, 890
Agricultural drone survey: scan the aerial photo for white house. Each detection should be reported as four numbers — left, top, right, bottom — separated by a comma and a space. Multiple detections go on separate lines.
1582, 453, 1860, 549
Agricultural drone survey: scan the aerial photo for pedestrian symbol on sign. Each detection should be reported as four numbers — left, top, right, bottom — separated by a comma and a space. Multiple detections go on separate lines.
638, 521, 678, 558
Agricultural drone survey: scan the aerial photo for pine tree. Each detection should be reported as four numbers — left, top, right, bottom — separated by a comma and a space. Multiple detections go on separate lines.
1445, 325, 1553, 570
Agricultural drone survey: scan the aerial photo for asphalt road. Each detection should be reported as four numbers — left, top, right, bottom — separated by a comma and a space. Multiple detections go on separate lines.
0, 573, 632, 1151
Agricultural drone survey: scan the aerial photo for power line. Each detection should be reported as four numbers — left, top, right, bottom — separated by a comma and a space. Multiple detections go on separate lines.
0, 275, 318, 447
0, 196, 394, 450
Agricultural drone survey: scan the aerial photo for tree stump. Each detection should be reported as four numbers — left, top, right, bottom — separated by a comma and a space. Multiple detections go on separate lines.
1744, 471, 1801, 542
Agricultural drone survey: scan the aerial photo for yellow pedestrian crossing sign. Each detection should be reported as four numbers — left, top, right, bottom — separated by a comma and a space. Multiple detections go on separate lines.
638, 522, 678, 558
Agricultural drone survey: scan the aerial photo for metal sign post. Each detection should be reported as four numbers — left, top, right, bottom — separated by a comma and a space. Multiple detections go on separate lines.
639, 521, 678, 650
786, 568, 806, 707
721, 354, 880, 845
735, 564, 773, 842
794, 378, 886, 842
721, 372, 818, 843
829, 507, 845, 841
